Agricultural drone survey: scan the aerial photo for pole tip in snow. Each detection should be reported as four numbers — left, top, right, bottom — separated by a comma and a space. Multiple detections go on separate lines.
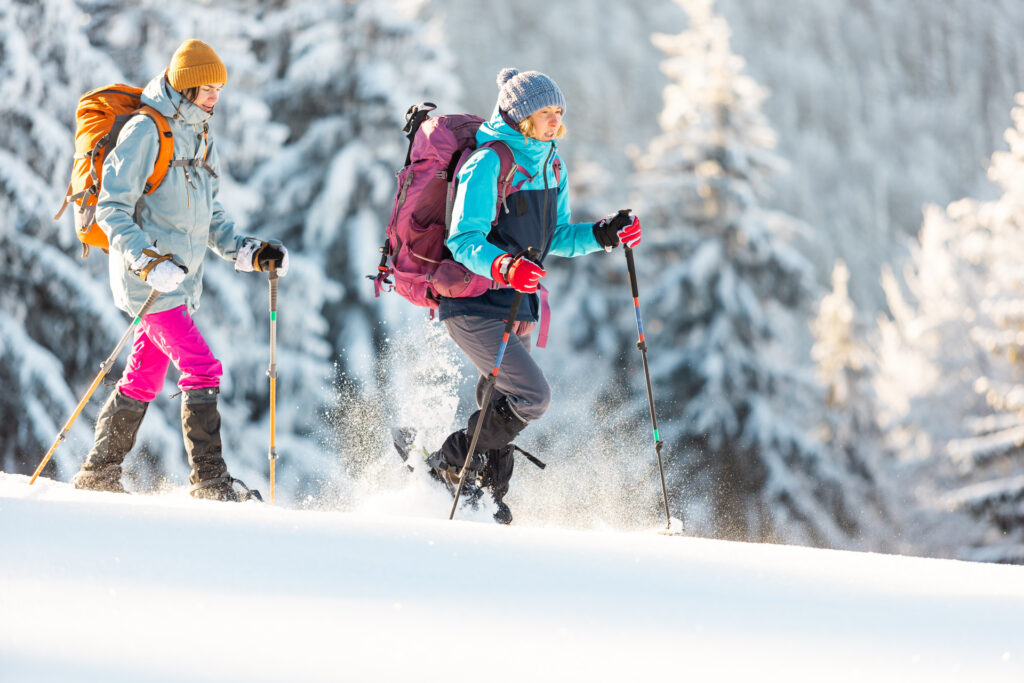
658, 517, 685, 536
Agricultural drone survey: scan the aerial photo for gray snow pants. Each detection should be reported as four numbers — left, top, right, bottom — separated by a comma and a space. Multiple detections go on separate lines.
443, 315, 551, 422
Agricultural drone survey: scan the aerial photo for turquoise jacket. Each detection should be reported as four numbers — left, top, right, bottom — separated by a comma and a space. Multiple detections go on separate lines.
96, 74, 245, 316
441, 108, 603, 322
445, 109, 603, 278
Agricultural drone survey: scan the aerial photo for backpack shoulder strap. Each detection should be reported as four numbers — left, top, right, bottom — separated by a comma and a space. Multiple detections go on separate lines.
133, 104, 174, 194
479, 140, 521, 215
480, 140, 515, 185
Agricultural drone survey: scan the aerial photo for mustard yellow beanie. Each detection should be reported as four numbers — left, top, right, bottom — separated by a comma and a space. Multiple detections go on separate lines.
167, 39, 227, 91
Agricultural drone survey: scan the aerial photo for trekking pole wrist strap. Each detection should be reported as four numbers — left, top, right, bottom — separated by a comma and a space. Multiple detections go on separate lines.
137, 248, 175, 280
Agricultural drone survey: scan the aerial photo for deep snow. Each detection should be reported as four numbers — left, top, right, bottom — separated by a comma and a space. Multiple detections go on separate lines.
2, 472, 1022, 683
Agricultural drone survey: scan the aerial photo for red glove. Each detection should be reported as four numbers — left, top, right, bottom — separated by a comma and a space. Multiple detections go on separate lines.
491, 254, 547, 293
618, 216, 642, 249
593, 212, 642, 249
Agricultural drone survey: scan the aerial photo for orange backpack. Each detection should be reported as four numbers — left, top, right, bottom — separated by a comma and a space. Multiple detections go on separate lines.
54, 84, 175, 256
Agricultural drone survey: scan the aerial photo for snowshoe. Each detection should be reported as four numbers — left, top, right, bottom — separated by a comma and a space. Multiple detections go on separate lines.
391, 427, 419, 472
392, 427, 485, 509
190, 477, 263, 503
70, 468, 127, 494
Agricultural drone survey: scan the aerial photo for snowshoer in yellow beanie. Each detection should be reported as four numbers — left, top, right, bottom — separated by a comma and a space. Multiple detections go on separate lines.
70, 39, 289, 502
166, 39, 227, 91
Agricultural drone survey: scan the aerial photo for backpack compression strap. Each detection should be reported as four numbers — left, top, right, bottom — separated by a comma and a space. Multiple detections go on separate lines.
134, 105, 175, 194
167, 123, 217, 180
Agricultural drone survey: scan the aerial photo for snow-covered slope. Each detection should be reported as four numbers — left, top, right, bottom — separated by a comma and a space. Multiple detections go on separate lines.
2, 474, 1021, 682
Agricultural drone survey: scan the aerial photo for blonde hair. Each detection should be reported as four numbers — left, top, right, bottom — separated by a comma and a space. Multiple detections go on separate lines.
518, 116, 567, 141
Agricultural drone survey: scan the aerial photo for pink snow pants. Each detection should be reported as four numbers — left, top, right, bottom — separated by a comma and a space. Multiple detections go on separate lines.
116, 305, 222, 403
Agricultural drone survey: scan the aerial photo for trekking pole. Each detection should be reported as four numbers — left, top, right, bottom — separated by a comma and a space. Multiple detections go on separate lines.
267, 262, 279, 504
449, 248, 536, 520
618, 210, 672, 530
29, 288, 162, 485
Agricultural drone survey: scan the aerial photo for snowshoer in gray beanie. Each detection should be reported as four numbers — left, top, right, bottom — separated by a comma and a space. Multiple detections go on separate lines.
415, 66, 644, 526
495, 67, 566, 124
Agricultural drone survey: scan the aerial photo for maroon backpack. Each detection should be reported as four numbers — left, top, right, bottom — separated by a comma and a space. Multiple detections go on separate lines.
371, 103, 522, 310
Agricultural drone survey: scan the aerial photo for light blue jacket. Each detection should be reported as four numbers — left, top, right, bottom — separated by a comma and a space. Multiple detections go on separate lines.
97, 74, 244, 315
445, 108, 603, 278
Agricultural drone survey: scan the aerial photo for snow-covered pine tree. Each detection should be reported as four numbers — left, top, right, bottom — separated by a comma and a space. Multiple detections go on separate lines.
872, 209, 1006, 560
866, 88, 1024, 562
713, 0, 1024, 311
630, 0, 872, 548
811, 260, 894, 548
941, 93, 1024, 563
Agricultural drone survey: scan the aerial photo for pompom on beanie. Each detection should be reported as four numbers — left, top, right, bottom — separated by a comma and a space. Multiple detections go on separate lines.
167, 39, 227, 91
495, 68, 565, 124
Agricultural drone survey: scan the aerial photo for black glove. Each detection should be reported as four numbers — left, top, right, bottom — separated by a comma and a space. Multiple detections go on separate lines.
253, 241, 287, 273
236, 237, 289, 276
592, 210, 634, 249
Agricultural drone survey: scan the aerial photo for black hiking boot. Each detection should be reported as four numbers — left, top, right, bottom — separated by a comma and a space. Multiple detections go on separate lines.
425, 444, 485, 506
181, 388, 245, 502
71, 389, 148, 493
481, 444, 516, 525
465, 396, 528, 453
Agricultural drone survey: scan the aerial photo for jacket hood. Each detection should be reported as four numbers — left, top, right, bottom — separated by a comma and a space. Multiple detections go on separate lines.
141, 72, 212, 126
478, 106, 558, 171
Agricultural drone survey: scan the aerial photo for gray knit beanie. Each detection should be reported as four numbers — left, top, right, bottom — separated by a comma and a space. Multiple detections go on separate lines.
495, 68, 566, 124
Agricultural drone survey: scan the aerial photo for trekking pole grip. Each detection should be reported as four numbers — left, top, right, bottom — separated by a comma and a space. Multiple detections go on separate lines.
269, 264, 278, 310
603, 208, 633, 253
624, 244, 640, 298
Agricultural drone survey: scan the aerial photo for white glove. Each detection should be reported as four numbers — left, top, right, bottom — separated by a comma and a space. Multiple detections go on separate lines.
132, 250, 186, 293
235, 237, 289, 276
146, 260, 187, 292
234, 238, 260, 273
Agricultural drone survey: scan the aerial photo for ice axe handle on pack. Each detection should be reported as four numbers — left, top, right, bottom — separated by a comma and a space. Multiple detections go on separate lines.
402, 102, 436, 166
